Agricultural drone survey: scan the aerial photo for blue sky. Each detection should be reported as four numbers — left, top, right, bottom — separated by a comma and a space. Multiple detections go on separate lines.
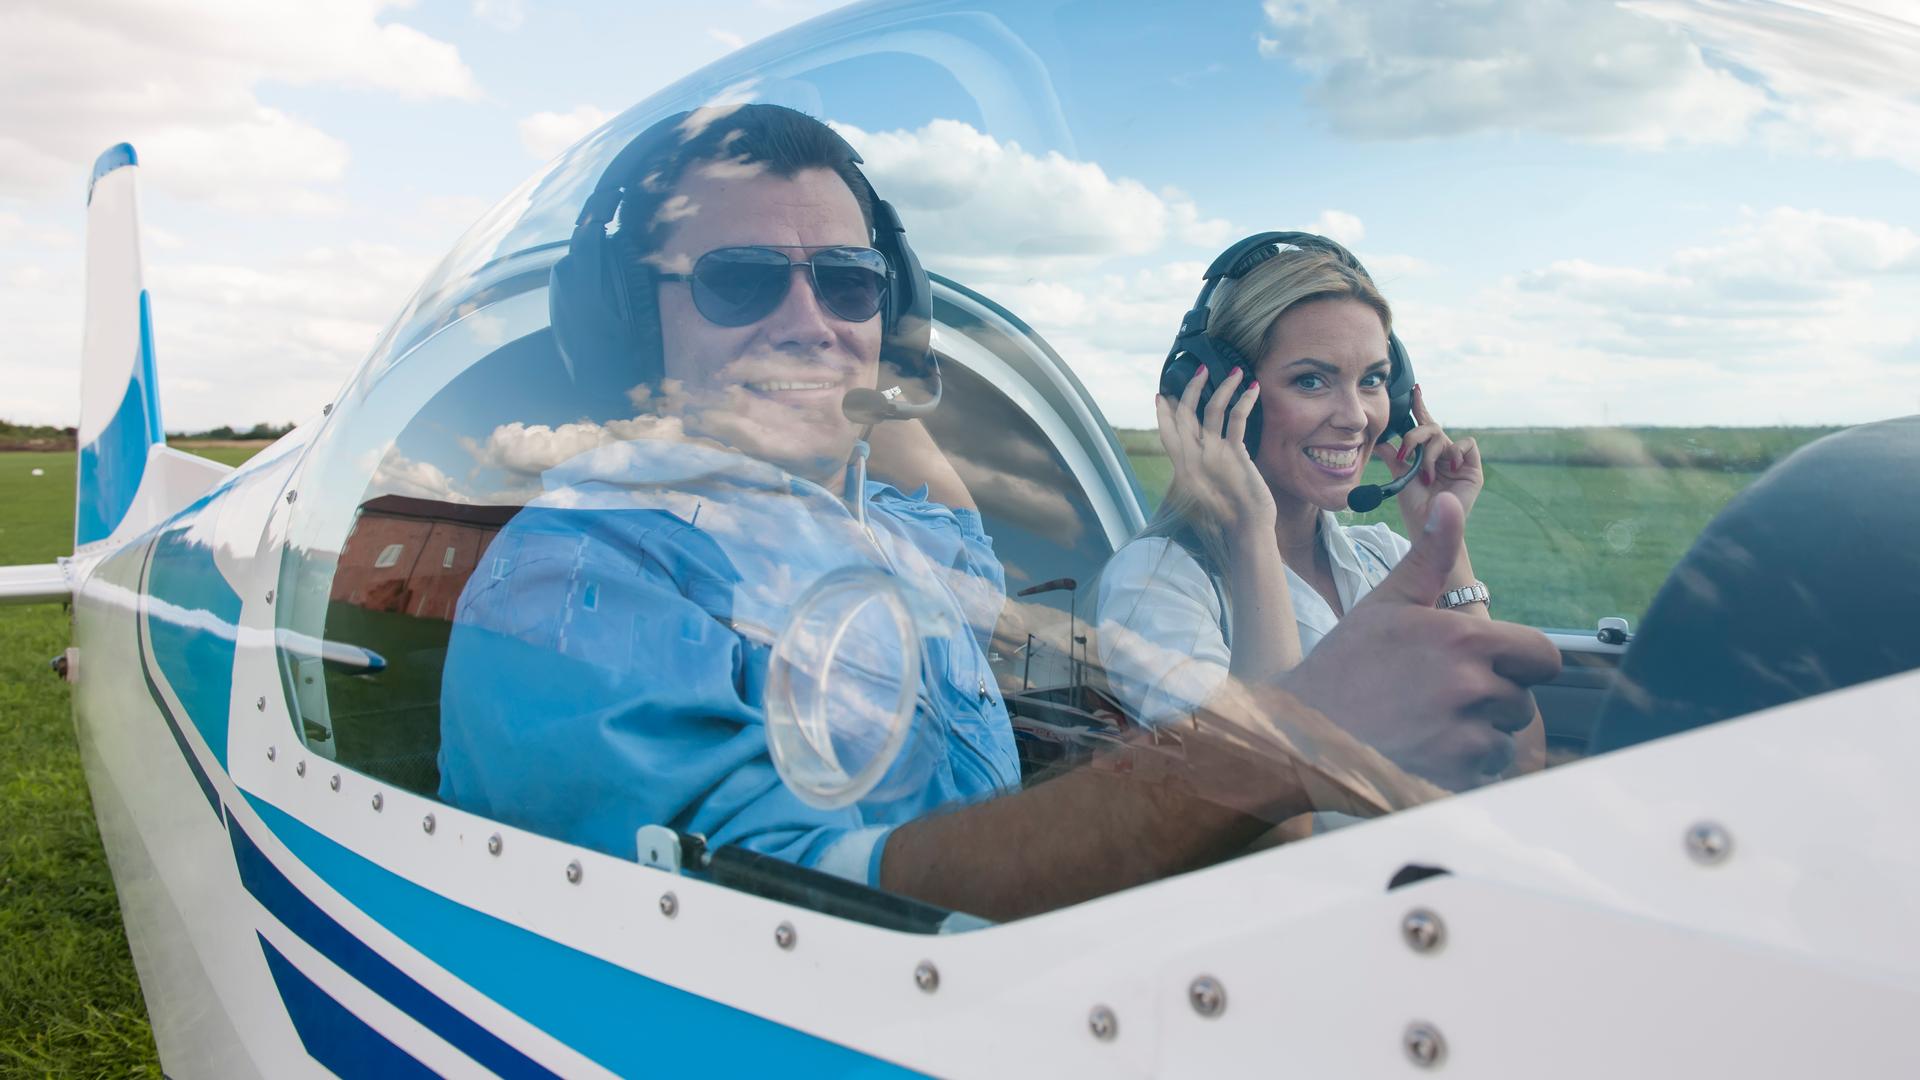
2, 0, 1916, 434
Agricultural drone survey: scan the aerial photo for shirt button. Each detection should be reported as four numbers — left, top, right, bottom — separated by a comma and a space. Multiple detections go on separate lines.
978, 676, 988, 701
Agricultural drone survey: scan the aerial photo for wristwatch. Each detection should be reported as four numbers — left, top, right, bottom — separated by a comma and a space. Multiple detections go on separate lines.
1439, 581, 1490, 610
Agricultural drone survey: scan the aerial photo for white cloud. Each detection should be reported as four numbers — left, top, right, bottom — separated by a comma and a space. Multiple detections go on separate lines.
1260, 0, 1920, 176
461, 416, 687, 480
709, 28, 748, 50
472, 0, 526, 31
1307, 209, 1364, 246
1405, 207, 1920, 426
518, 105, 615, 162
1626, 0, 1920, 172
837, 120, 1232, 278
1258, 0, 1767, 146
0, 1, 479, 207
365, 449, 472, 504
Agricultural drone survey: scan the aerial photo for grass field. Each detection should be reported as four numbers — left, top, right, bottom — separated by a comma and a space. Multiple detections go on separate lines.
1, 445, 255, 1078
0, 428, 1833, 1074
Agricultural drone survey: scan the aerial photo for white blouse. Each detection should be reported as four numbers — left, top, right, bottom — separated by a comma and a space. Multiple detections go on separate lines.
1094, 513, 1410, 726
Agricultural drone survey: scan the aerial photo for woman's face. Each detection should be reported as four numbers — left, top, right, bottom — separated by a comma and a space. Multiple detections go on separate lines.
1250, 298, 1393, 513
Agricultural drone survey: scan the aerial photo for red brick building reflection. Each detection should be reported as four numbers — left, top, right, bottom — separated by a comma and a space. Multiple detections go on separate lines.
329, 496, 519, 621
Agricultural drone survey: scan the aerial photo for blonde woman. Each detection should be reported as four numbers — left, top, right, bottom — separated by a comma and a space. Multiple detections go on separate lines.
1097, 234, 1542, 792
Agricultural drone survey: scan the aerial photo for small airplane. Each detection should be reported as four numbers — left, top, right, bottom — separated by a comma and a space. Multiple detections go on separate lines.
5, 1, 1919, 1076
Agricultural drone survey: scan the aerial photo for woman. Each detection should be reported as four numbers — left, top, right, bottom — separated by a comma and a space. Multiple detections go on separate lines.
1096, 240, 1543, 788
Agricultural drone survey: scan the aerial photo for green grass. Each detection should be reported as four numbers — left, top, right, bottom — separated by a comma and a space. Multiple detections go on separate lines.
0, 445, 259, 1079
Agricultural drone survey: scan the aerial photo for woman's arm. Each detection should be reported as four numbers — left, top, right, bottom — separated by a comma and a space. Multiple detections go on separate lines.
1162, 367, 1304, 679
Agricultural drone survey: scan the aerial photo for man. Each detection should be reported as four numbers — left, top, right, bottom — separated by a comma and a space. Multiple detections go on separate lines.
439, 104, 1561, 921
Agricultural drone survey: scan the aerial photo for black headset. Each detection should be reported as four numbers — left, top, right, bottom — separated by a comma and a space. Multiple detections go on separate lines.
1160, 231, 1416, 461
548, 106, 939, 421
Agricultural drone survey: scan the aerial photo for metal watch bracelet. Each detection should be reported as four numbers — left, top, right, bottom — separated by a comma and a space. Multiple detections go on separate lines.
1439, 581, 1489, 610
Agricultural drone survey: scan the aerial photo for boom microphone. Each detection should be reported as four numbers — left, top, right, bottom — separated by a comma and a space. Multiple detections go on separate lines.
1346, 443, 1425, 513
842, 383, 940, 426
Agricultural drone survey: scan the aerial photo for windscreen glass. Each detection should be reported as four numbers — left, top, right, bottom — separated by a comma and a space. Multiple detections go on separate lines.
276, 0, 1920, 928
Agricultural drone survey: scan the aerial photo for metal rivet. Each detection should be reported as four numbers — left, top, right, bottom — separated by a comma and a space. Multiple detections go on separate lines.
1404, 1022, 1446, 1068
658, 892, 678, 918
914, 961, 940, 993
264, 589, 275, 604
370, 792, 383, 811
774, 922, 796, 950
1088, 1005, 1118, 1041
421, 813, 435, 835
295, 760, 306, 778
1188, 976, 1226, 1018
1402, 908, 1445, 954
255, 696, 266, 711
285, 490, 297, 504
1685, 821, 1732, 865
566, 860, 583, 884
487, 833, 503, 856
266, 745, 276, 761
329, 774, 340, 792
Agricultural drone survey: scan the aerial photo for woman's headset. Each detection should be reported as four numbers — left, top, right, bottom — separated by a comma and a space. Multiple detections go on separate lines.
548, 106, 940, 421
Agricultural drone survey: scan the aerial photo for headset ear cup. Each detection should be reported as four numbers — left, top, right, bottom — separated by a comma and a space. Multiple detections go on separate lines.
874, 198, 933, 387
1210, 338, 1263, 459
617, 256, 664, 389
1382, 332, 1417, 442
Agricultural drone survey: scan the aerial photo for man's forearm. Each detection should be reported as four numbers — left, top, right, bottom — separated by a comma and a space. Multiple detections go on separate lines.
879, 764, 1277, 921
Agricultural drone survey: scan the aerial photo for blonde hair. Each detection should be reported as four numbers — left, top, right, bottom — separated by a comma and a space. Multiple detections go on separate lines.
1133, 247, 1395, 575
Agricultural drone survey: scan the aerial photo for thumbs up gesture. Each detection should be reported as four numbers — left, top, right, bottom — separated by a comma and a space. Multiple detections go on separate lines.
1283, 492, 1562, 791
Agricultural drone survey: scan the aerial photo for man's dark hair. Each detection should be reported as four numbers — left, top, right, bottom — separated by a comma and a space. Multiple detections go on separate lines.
606, 104, 876, 270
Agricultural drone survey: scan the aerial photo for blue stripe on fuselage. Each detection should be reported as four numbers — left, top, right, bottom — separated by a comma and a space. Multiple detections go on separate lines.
256, 934, 440, 1080
229, 814, 558, 1079
145, 509, 241, 771
246, 795, 920, 1078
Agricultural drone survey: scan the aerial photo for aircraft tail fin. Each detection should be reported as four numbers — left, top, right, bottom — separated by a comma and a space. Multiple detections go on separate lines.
75, 143, 166, 551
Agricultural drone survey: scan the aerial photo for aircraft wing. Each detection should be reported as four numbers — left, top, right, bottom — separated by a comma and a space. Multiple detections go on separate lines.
0, 562, 72, 605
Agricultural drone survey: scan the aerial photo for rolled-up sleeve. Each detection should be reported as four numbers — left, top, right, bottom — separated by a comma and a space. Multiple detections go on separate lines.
1094, 538, 1231, 726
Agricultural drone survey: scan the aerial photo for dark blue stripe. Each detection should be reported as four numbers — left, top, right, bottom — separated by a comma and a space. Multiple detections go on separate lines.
228, 818, 558, 1080
87, 142, 138, 205
136, 537, 221, 820
256, 934, 439, 1080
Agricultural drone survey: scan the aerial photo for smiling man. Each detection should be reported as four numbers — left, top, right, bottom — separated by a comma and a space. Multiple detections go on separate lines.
436, 104, 1017, 887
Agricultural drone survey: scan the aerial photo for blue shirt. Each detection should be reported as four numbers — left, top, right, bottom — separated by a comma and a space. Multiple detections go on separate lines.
438, 439, 1020, 886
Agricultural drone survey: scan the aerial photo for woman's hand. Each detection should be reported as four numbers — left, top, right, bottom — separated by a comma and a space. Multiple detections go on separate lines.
1389, 384, 1482, 536
1158, 366, 1276, 544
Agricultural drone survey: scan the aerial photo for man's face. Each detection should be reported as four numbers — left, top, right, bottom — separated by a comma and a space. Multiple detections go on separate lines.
653, 164, 882, 486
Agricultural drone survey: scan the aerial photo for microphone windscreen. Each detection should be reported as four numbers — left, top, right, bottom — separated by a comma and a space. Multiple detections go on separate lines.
1346, 485, 1384, 513
841, 388, 894, 426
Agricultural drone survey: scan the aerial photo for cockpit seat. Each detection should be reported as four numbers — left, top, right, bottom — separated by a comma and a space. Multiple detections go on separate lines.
1589, 415, 1920, 755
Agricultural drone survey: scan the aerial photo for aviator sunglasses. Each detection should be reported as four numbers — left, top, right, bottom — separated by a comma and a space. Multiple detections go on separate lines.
658, 245, 891, 327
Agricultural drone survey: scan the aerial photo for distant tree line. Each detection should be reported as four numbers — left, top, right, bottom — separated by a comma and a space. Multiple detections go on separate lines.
0, 418, 294, 450
167, 422, 295, 442
0, 419, 78, 450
